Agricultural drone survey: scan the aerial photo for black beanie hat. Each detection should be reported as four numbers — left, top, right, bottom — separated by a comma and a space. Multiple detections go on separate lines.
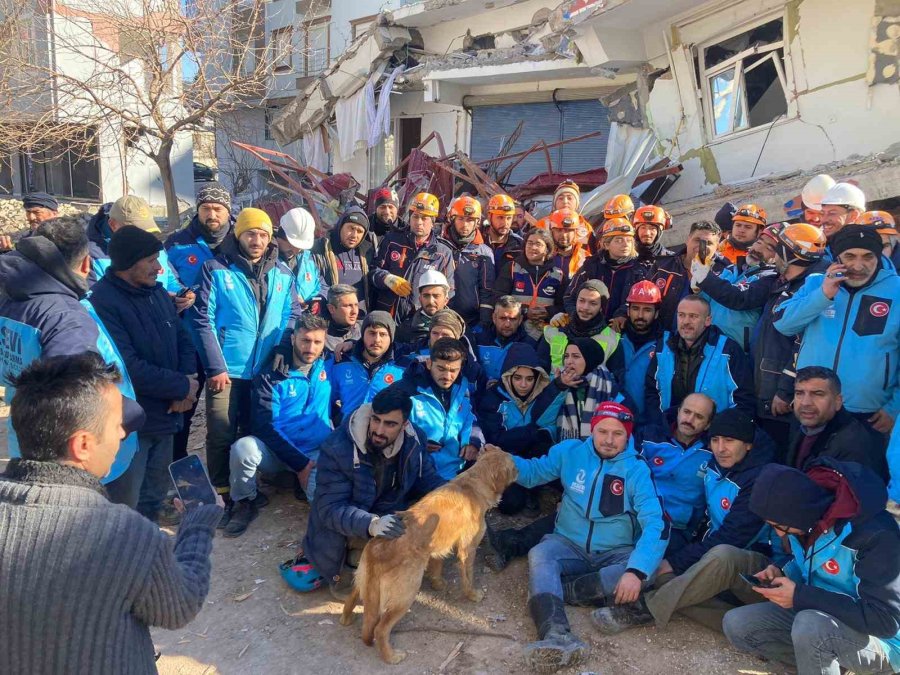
749, 464, 834, 533
338, 205, 370, 234
830, 224, 883, 258
709, 407, 756, 443
362, 310, 396, 343
569, 337, 605, 376
715, 202, 736, 232
108, 225, 163, 272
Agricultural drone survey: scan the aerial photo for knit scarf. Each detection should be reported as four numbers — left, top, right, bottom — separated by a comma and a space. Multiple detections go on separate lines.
446, 225, 477, 248
567, 310, 607, 338
558, 366, 619, 440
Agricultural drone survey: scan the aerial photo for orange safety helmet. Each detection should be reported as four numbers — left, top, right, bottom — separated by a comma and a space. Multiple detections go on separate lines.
487, 194, 515, 215
858, 210, 897, 235
626, 280, 662, 305
408, 192, 440, 218
549, 208, 579, 229
632, 205, 670, 230
600, 217, 635, 238
448, 195, 482, 219
732, 203, 767, 228
604, 194, 635, 219
775, 223, 827, 263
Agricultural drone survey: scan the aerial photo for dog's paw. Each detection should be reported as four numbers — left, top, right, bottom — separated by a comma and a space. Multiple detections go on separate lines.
384, 649, 408, 664
465, 588, 485, 603
339, 612, 355, 626
429, 577, 447, 592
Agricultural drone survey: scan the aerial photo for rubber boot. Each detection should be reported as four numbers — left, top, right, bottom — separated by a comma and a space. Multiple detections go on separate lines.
522, 593, 588, 673
562, 571, 609, 607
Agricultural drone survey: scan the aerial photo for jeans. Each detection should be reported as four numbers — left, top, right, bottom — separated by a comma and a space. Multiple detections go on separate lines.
723, 603, 894, 674
172, 361, 205, 463
528, 532, 644, 601
206, 378, 252, 493
230, 435, 318, 503
106, 434, 174, 522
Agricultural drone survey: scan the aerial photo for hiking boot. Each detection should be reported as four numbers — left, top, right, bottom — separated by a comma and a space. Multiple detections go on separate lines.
591, 597, 654, 635
522, 492, 541, 518
562, 572, 608, 607
252, 491, 269, 509
217, 495, 233, 529
328, 568, 354, 602
484, 524, 514, 572
522, 593, 587, 673
223, 498, 258, 538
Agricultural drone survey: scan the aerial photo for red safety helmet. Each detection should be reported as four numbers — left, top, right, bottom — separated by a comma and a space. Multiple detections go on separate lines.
626, 280, 662, 305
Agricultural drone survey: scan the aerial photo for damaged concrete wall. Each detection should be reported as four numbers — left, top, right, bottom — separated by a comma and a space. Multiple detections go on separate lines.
642, 0, 900, 203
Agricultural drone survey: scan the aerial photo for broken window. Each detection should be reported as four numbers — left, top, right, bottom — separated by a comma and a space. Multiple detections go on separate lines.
700, 17, 789, 138
271, 27, 292, 73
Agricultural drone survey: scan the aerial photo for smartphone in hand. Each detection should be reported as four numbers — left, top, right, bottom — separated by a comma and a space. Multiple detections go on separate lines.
740, 572, 773, 589
169, 455, 217, 510
698, 239, 709, 263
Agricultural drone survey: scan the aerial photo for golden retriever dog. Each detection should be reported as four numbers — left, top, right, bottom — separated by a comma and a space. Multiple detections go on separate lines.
340, 445, 518, 664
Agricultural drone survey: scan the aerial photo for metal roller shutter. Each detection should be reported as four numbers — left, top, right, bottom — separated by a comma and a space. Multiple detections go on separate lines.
469, 99, 610, 185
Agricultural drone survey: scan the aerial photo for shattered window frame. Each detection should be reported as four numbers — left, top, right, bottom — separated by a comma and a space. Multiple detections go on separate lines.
698, 15, 792, 140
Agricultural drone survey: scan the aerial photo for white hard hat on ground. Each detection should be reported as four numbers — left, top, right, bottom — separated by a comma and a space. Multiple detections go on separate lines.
417, 269, 450, 290
801, 174, 836, 211
821, 183, 866, 212
279, 208, 316, 249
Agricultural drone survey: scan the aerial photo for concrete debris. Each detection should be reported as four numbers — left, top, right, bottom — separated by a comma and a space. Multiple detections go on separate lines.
0, 199, 87, 235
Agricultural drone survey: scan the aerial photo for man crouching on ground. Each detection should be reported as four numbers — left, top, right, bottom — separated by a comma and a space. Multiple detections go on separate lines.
512, 401, 667, 672
303, 385, 447, 600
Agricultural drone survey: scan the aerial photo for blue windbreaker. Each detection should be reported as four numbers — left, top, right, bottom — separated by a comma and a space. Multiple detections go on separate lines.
472, 322, 537, 382
774, 266, 900, 416
329, 343, 405, 422
636, 423, 711, 531
164, 214, 234, 290
285, 249, 322, 307
889, 423, 900, 503
249, 360, 333, 472
190, 240, 301, 379
645, 325, 755, 418
396, 361, 482, 480
513, 438, 668, 577
0, 242, 142, 483
606, 326, 659, 418
704, 262, 776, 352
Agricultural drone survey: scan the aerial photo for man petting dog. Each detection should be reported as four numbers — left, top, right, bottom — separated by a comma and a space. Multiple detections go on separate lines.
302, 386, 446, 600
511, 401, 668, 672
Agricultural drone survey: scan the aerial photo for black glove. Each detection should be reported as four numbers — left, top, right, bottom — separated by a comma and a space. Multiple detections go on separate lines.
368, 514, 406, 539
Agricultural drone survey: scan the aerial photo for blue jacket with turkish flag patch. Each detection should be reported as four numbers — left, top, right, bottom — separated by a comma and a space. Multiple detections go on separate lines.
329, 343, 405, 423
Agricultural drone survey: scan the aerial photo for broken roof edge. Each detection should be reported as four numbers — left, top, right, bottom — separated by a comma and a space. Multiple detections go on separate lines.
271, 16, 411, 146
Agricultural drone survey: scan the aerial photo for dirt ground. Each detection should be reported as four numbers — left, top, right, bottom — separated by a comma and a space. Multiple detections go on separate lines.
0, 400, 786, 675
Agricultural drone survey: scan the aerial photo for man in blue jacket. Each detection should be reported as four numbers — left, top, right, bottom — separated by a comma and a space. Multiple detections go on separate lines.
330, 311, 404, 424
473, 296, 536, 383
774, 225, 900, 438
0, 217, 145, 499
395, 337, 483, 481
89, 227, 198, 521
724, 460, 900, 674
225, 314, 333, 537
191, 207, 302, 503
513, 401, 667, 672
592, 408, 775, 635
644, 295, 754, 422
303, 386, 446, 600
277, 208, 322, 312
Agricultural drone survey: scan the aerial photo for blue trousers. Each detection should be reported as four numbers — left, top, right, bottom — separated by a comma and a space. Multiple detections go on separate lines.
229, 435, 317, 503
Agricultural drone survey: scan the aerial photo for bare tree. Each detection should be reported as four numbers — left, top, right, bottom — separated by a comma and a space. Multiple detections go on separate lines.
0, 0, 310, 226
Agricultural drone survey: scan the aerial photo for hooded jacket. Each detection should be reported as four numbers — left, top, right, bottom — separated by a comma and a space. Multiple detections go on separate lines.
164, 212, 235, 289
513, 437, 668, 577
786, 407, 888, 482
310, 221, 374, 311
483, 228, 523, 277
472, 321, 537, 382
636, 419, 712, 533
249, 359, 333, 472
477, 344, 566, 453
564, 251, 639, 320
644, 325, 755, 422
89, 270, 195, 435
774, 266, 900, 416
370, 229, 456, 322
443, 226, 495, 327
0, 239, 142, 483
667, 429, 775, 574
395, 359, 482, 480
329, 340, 405, 423
87, 204, 182, 293
303, 404, 445, 580
190, 237, 302, 379
492, 254, 565, 340
760, 459, 900, 666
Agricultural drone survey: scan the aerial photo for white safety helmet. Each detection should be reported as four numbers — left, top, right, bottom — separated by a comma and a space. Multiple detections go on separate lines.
800, 174, 836, 211
417, 269, 450, 291
820, 182, 866, 212
279, 208, 315, 249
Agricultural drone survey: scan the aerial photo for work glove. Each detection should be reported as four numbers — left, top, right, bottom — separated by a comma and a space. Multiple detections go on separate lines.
368, 514, 406, 539
549, 312, 570, 328
384, 274, 413, 297
690, 257, 712, 292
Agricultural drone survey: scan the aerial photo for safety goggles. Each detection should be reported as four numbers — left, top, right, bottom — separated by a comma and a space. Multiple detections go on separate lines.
493, 203, 514, 213
603, 224, 634, 237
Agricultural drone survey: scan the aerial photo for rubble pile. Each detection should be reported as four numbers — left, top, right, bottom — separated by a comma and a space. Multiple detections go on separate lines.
0, 198, 89, 236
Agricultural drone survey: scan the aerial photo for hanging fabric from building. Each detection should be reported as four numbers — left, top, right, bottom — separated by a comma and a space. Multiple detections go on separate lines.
580, 123, 656, 219
369, 65, 406, 148
302, 126, 329, 173
335, 88, 370, 161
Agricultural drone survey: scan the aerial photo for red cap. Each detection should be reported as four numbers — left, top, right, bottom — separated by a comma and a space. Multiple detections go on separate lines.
590, 401, 635, 438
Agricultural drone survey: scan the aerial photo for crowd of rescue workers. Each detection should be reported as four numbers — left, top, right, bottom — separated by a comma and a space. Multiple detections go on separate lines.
1, 174, 899, 674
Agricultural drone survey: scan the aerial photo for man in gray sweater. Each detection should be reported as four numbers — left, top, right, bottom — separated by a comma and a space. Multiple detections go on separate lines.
0, 352, 223, 675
